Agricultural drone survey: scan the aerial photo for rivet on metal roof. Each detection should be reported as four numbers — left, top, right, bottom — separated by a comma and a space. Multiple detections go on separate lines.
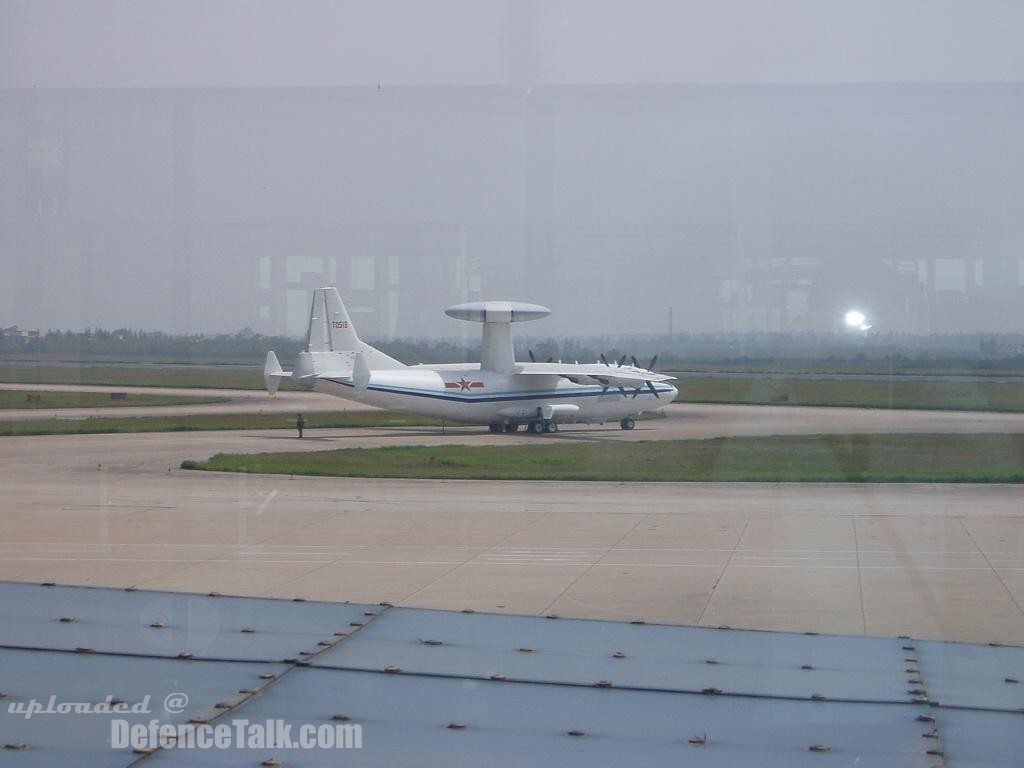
701, 687, 722, 695
238, 689, 257, 695
447, 722, 467, 730
295, 660, 311, 667
241, 627, 256, 634
905, 668, 920, 674
299, 650, 316, 656
124, 587, 137, 592
461, 609, 475, 614
804, 631, 818, 636
189, 717, 209, 725
282, 658, 298, 664
908, 679, 923, 685
75, 646, 94, 653
613, 651, 626, 659
811, 694, 827, 701
132, 746, 153, 755
917, 714, 936, 723
902, 645, 916, 651
908, 689, 926, 696
379, 601, 394, 607
688, 734, 707, 745
926, 750, 944, 757
383, 665, 401, 673
331, 715, 351, 722
898, 635, 911, 640
904, 657, 918, 663
705, 659, 720, 665
261, 759, 283, 767
349, 622, 364, 627
545, 615, 559, 620
518, 647, 535, 653
922, 730, 939, 739
988, 642, 1002, 647
717, 625, 732, 630
57, 616, 76, 623
595, 680, 613, 688
630, 620, 646, 625
292, 598, 306, 603
334, 631, 348, 637
363, 611, 377, 617
1006, 677, 1020, 684
178, 651, 194, 659
912, 696, 930, 704
422, 639, 443, 646
149, 622, 166, 629
808, 744, 830, 752
41, 582, 55, 587
258, 673, 275, 680
208, 591, 221, 597
0, 692, 6, 699
214, 702, 232, 709
490, 674, 507, 681
567, 729, 585, 737
801, 664, 815, 670
3, 743, 28, 750
317, 640, 333, 647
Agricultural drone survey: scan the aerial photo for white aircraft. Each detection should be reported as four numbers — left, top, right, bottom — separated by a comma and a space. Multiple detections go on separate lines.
264, 287, 677, 434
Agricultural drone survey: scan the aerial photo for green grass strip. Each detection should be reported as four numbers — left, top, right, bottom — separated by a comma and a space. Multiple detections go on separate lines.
184, 433, 1024, 483
673, 377, 1024, 412
0, 390, 226, 409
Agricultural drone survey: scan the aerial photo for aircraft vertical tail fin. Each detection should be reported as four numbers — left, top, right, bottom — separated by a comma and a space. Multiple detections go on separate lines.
307, 287, 361, 353
302, 286, 407, 372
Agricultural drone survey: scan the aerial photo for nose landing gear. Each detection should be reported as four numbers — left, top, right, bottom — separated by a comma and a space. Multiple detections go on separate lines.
619, 418, 636, 430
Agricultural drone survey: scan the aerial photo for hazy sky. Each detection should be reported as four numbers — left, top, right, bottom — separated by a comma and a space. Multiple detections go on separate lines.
2, 2, 1023, 338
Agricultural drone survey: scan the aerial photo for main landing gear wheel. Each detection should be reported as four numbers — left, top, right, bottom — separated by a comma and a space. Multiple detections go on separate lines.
620, 418, 636, 430
503, 422, 520, 433
544, 420, 558, 433
529, 421, 546, 434
488, 422, 503, 433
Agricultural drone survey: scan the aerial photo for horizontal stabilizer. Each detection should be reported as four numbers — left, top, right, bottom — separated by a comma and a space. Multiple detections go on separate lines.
263, 351, 291, 395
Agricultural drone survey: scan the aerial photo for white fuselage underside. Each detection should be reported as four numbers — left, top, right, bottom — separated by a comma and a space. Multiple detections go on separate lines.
314, 366, 676, 424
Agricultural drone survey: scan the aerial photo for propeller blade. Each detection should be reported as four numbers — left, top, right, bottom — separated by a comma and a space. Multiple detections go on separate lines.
646, 381, 660, 398
618, 386, 627, 398
617, 354, 627, 367
631, 387, 640, 399
528, 350, 536, 362
647, 354, 659, 371
599, 353, 609, 366
631, 355, 640, 368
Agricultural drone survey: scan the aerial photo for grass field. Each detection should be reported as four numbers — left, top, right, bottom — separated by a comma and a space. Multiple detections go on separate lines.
0, 390, 227, 410
0, 410, 443, 437
183, 433, 1024, 483
674, 376, 1024, 412
0, 365, 280, 390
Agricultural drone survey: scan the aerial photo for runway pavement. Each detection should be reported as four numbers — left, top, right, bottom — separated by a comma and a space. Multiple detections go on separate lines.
1, 401, 1023, 645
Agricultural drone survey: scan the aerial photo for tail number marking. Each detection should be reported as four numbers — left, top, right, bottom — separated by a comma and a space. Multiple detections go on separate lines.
332, 321, 349, 329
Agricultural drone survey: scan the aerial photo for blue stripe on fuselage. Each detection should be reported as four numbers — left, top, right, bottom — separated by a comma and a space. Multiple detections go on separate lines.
325, 378, 674, 404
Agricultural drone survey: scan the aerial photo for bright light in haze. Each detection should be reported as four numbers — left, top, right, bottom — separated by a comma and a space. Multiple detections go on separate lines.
844, 310, 871, 331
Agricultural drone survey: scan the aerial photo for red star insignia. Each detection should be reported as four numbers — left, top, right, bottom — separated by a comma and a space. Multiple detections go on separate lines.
458, 377, 472, 391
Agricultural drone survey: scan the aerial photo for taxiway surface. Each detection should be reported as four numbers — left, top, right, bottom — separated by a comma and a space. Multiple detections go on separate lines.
1, 401, 1023, 644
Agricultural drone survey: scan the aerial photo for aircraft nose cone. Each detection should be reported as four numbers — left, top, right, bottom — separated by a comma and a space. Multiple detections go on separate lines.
667, 384, 679, 400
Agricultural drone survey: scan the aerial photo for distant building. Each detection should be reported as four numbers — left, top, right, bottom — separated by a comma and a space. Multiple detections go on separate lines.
1, 325, 40, 339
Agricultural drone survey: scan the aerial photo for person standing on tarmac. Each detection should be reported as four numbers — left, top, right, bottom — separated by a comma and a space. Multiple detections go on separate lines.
296, 413, 305, 438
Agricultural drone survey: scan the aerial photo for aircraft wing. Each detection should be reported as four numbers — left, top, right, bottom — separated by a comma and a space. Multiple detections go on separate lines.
514, 362, 675, 389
